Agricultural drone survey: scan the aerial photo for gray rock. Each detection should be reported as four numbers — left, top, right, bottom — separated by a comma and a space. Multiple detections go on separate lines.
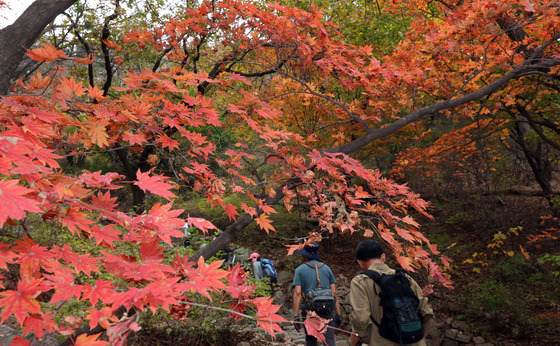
0, 325, 19, 345
451, 320, 468, 331
473, 336, 486, 344
455, 333, 472, 343
444, 329, 458, 339
442, 339, 459, 346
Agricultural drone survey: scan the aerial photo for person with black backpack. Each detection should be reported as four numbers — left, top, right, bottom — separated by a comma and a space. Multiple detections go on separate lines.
292, 242, 342, 346
349, 240, 435, 346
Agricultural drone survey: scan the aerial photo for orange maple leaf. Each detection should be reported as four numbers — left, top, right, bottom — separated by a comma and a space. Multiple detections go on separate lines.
74, 54, 95, 64
0, 279, 45, 324
25, 43, 68, 62
156, 134, 179, 150
62, 207, 94, 236
72, 332, 107, 346
87, 122, 110, 148
87, 85, 105, 101
255, 214, 275, 234
26, 72, 51, 91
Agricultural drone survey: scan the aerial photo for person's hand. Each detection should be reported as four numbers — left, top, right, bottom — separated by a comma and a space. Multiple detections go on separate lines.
293, 315, 302, 332
333, 314, 342, 328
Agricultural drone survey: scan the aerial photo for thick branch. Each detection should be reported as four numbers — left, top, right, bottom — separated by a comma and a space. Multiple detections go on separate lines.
0, 0, 79, 95
194, 37, 560, 261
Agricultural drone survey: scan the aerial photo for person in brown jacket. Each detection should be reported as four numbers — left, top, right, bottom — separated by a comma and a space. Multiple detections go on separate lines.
349, 240, 436, 346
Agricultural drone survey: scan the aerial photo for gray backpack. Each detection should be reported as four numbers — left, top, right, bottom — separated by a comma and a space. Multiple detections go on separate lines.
303, 262, 335, 312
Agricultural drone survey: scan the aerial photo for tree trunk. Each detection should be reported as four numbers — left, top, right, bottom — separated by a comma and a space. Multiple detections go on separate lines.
0, 0, 78, 95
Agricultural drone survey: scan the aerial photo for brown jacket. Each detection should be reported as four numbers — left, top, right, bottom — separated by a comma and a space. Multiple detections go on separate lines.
349, 263, 436, 346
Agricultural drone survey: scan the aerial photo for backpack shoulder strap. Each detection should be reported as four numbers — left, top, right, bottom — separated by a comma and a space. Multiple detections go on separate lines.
303, 262, 325, 287
360, 270, 383, 328
361, 270, 382, 282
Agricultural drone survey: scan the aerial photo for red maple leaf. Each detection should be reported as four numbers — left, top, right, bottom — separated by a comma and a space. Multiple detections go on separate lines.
251, 296, 286, 336
62, 207, 94, 236
240, 202, 257, 217
303, 310, 330, 343
224, 204, 239, 221
81, 280, 117, 306
69, 252, 100, 277
87, 307, 116, 329
0, 244, 17, 269
45, 268, 84, 303
8, 337, 31, 346
0, 180, 42, 225
135, 170, 177, 200
139, 237, 165, 260
91, 225, 122, 248
183, 257, 227, 299
90, 191, 119, 214
23, 312, 57, 339
187, 216, 218, 234
0, 279, 45, 324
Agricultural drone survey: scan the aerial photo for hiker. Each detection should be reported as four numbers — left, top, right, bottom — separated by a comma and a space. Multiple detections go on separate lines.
292, 242, 342, 346
182, 222, 192, 247
248, 252, 277, 295
349, 240, 436, 346
248, 252, 264, 279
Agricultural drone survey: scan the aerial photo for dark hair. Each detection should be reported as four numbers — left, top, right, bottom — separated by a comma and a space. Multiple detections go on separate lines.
355, 240, 384, 261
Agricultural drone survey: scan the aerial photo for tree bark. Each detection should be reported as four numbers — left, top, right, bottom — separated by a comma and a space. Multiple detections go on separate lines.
0, 0, 78, 95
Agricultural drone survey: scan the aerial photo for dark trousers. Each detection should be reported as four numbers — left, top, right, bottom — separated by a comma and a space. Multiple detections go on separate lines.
302, 308, 335, 346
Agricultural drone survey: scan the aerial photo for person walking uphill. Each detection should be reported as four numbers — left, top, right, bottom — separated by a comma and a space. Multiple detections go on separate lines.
349, 240, 435, 346
248, 252, 277, 295
292, 242, 342, 346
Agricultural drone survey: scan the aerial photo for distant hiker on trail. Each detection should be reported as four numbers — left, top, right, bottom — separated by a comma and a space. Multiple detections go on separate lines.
182, 222, 192, 247
248, 252, 264, 279
349, 240, 436, 346
292, 242, 341, 346
248, 252, 277, 295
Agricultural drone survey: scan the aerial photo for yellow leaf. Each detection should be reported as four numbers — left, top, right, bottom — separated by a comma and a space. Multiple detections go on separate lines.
88, 123, 109, 148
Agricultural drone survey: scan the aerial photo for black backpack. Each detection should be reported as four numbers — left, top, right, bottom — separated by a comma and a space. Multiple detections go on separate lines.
260, 259, 278, 284
362, 270, 424, 345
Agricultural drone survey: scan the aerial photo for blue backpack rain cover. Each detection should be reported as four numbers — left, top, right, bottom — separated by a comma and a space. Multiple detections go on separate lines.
260, 259, 278, 283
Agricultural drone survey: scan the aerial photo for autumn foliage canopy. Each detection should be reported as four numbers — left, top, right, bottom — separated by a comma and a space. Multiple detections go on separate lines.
0, 0, 558, 344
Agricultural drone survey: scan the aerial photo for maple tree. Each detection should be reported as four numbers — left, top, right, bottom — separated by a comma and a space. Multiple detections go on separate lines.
0, 0, 559, 344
